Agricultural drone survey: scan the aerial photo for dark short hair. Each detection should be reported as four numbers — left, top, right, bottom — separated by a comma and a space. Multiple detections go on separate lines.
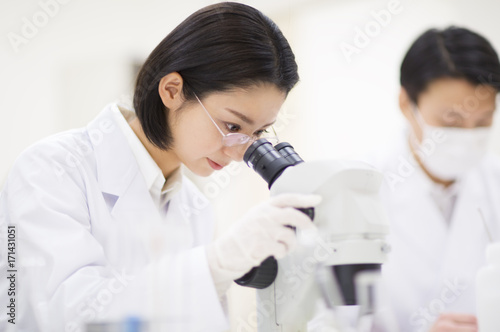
133, 2, 299, 150
400, 26, 500, 104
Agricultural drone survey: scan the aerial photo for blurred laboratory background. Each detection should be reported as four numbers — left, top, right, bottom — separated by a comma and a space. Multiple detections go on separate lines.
2, 0, 500, 331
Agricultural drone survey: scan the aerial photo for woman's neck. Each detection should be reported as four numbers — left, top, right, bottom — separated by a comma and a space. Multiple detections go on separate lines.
129, 117, 181, 179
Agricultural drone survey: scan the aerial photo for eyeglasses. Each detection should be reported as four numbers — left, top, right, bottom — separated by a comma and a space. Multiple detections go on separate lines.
194, 94, 279, 147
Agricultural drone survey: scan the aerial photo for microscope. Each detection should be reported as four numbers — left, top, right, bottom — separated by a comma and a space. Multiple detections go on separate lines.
234, 139, 391, 331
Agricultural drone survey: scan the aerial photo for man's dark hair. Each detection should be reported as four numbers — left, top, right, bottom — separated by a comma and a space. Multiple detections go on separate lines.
400, 26, 500, 104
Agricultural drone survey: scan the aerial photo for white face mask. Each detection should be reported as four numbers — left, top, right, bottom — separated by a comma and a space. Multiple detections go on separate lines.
410, 108, 491, 181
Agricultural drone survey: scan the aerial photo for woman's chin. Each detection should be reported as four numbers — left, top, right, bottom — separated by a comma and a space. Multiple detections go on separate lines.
185, 164, 214, 177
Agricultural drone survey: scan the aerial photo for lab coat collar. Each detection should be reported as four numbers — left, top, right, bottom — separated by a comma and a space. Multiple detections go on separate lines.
86, 103, 168, 236
86, 103, 140, 197
386, 129, 490, 265
110, 105, 183, 208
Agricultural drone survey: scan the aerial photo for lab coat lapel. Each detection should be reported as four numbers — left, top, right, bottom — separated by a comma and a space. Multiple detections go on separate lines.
445, 172, 489, 271
381, 143, 450, 309
438, 171, 490, 311
379, 134, 449, 265
110, 170, 163, 266
162, 192, 195, 252
389, 168, 448, 264
86, 105, 163, 264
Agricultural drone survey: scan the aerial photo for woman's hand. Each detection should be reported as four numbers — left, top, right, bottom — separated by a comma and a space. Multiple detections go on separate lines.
206, 193, 321, 296
429, 313, 477, 332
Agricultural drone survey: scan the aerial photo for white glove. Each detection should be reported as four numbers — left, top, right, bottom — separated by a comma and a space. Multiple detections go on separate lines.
206, 193, 322, 297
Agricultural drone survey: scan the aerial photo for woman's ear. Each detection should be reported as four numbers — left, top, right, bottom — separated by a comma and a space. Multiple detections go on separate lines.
399, 87, 414, 120
158, 72, 184, 110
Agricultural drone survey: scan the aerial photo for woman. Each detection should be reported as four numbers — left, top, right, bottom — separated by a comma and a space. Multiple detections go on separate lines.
0, 3, 320, 331
366, 27, 500, 332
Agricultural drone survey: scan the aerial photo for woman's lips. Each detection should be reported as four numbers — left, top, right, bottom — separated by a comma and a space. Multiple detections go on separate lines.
207, 158, 224, 170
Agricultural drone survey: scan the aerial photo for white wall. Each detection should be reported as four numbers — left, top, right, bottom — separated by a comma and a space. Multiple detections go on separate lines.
2, 0, 500, 331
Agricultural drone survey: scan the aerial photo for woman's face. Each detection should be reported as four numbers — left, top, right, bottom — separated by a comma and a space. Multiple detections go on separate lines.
402, 78, 497, 142
170, 83, 286, 177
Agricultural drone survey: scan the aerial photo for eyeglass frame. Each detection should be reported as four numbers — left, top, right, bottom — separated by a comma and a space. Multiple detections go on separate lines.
194, 93, 279, 147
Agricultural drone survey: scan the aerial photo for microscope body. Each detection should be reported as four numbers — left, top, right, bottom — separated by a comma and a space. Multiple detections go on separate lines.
256, 160, 390, 331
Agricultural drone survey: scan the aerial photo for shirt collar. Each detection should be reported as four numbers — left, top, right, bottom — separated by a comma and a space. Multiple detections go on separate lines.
111, 104, 182, 205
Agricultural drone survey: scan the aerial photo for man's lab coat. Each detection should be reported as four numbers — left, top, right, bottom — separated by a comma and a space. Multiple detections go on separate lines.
364, 132, 500, 332
0, 104, 228, 331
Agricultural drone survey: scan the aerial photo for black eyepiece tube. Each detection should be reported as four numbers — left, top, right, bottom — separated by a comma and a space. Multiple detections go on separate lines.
243, 139, 294, 189
236, 139, 311, 289
274, 142, 304, 166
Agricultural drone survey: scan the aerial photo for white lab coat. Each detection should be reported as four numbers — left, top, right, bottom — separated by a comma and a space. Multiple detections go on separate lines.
362, 131, 500, 332
0, 104, 228, 331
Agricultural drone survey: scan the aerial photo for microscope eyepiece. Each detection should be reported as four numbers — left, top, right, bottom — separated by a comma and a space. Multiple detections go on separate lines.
236, 138, 310, 289
274, 142, 304, 166
243, 139, 294, 188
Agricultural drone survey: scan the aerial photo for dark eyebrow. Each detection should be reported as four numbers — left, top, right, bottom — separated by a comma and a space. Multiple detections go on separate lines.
225, 108, 255, 126
224, 108, 277, 128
